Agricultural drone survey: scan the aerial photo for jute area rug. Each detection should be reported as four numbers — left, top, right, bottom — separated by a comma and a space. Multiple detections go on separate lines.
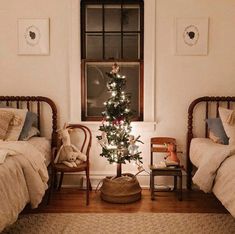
3, 213, 235, 234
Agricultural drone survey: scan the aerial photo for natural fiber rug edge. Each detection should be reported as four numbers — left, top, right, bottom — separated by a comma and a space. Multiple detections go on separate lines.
3, 212, 235, 234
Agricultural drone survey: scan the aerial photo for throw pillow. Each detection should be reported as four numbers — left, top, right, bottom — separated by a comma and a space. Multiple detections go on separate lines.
0, 110, 14, 140
0, 108, 28, 141
219, 107, 235, 145
22, 126, 40, 141
206, 118, 229, 145
19, 111, 38, 140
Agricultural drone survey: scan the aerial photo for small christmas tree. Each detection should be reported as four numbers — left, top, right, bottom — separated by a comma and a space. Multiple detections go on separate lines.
97, 63, 143, 178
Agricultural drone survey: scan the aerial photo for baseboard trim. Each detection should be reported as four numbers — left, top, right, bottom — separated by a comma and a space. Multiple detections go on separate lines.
59, 173, 187, 190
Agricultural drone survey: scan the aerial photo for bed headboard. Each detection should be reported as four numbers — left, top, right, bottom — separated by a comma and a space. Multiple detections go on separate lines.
0, 96, 58, 148
186, 96, 235, 189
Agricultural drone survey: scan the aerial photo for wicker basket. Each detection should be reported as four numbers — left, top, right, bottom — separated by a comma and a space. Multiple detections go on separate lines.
100, 174, 141, 203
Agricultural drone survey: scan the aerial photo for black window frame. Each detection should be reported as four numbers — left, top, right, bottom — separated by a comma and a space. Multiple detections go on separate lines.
81, 0, 144, 121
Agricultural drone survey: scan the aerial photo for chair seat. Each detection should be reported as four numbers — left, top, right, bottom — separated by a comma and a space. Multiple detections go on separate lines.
54, 161, 88, 172
150, 166, 181, 171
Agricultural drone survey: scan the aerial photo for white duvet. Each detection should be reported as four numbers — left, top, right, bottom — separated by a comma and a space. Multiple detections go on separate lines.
0, 141, 49, 232
190, 138, 235, 217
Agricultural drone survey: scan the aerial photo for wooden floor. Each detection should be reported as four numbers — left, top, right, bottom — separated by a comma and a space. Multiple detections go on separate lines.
25, 188, 228, 214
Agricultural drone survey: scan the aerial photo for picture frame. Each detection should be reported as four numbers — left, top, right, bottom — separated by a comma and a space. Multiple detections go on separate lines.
175, 18, 209, 56
18, 18, 50, 55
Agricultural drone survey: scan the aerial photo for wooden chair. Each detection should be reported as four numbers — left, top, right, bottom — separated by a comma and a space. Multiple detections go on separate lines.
150, 137, 182, 201
50, 124, 92, 205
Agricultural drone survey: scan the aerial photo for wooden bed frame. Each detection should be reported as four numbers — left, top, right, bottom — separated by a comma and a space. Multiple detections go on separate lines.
0, 96, 58, 208
0, 96, 58, 148
186, 96, 235, 190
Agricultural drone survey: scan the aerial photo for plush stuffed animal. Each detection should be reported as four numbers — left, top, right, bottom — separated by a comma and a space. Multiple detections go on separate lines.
165, 142, 180, 165
128, 135, 139, 155
54, 124, 87, 167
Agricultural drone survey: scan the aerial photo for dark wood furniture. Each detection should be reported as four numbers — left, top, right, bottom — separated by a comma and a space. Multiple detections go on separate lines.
51, 124, 92, 206
150, 137, 182, 201
186, 96, 235, 190
0, 96, 58, 203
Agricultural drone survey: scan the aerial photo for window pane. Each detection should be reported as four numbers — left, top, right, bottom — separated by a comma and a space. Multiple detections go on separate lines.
86, 34, 103, 59
123, 5, 140, 31
86, 64, 109, 117
86, 5, 102, 31
123, 33, 139, 59
85, 62, 140, 118
104, 5, 121, 31
104, 33, 121, 59
121, 64, 140, 115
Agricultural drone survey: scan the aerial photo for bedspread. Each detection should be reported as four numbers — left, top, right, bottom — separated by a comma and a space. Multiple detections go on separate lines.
191, 138, 235, 192
190, 138, 235, 217
0, 141, 49, 232
213, 154, 235, 217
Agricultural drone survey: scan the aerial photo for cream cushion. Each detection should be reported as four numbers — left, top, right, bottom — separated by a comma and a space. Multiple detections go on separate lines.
0, 110, 14, 140
219, 107, 235, 145
0, 108, 27, 141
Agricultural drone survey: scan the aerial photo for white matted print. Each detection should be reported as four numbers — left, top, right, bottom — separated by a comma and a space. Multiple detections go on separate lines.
18, 18, 49, 55
175, 18, 209, 55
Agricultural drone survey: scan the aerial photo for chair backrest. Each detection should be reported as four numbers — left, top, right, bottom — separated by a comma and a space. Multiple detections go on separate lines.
150, 137, 176, 165
67, 124, 92, 161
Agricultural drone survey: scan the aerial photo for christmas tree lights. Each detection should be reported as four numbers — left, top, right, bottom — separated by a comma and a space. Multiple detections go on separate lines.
97, 63, 143, 178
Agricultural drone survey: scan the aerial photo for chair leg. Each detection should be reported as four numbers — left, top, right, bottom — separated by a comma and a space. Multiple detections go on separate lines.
86, 169, 90, 205
89, 179, 92, 191
150, 172, 155, 200
174, 176, 177, 191
149, 175, 151, 191
179, 175, 182, 201
58, 172, 64, 191
53, 170, 58, 189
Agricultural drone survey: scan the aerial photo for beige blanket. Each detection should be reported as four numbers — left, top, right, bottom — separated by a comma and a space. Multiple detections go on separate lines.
0, 141, 49, 232
190, 138, 235, 217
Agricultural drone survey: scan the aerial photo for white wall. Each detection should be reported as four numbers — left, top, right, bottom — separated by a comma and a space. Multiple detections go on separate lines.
1, 0, 235, 187
0, 0, 70, 124
155, 0, 235, 147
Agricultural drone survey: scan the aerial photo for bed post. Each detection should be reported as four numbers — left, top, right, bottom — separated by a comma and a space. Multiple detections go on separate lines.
186, 106, 193, 190
186, 97, 206, 190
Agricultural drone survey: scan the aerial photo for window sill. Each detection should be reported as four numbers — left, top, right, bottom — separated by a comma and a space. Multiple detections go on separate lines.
68, 121, 157, 132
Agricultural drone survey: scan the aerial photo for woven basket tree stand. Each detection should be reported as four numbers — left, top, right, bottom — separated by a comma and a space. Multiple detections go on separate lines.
100, 173, 142, 204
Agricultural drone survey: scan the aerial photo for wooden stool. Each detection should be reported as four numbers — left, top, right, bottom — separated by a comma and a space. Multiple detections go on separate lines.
149, 137, 183, 201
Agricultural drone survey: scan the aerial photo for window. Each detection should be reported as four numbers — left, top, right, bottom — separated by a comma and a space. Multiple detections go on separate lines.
81, 0, 144, 121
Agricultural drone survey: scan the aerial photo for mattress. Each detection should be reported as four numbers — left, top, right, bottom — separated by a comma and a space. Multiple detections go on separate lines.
27, 137, 51, 166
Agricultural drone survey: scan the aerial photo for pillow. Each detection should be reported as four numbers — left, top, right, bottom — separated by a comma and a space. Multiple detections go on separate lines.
19, 111, 38, 140
21, 126, 40, 141
206, 118, 229, 145
0, 110, 14, 140
0, 108, 28, 141
219, 107, 235, 145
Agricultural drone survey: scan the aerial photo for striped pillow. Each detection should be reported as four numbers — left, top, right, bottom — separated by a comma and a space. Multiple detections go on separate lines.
0, 110, 14, 140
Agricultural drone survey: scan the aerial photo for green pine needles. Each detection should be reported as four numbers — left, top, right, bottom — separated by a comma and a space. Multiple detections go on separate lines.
97, 63, 143, 176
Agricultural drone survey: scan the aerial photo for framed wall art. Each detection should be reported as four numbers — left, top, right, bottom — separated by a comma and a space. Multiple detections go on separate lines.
18, 18, 50, 55
175, 18, 209, 55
